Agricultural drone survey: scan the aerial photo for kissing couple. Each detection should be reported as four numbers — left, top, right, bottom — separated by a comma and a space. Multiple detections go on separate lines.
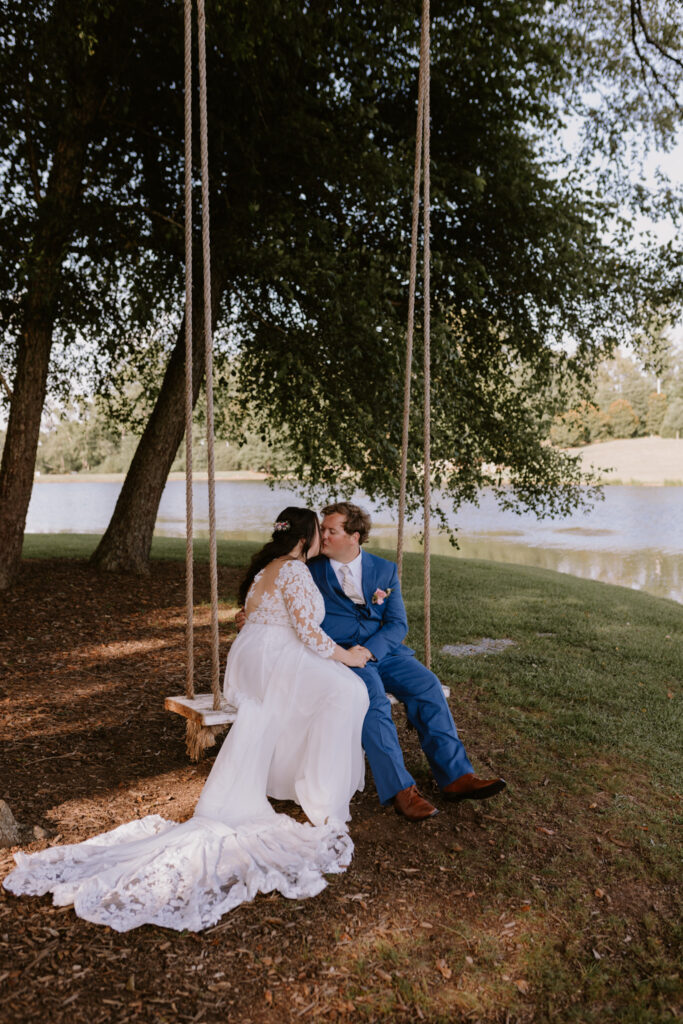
4, 502, 505, 932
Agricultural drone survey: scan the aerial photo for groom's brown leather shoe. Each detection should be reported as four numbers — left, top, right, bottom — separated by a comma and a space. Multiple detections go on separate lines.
441, 773, 506, 802
393, 784, 439, 821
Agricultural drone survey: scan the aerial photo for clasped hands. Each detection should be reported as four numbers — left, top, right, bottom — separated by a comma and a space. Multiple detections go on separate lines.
342, 644, 374, 668
234, 609, 373, 668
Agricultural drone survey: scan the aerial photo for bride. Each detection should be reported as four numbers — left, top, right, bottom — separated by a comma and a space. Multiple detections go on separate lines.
4, 508, 370, 933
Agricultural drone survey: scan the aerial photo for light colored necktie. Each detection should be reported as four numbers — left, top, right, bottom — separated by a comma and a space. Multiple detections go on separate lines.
340, 564, 364, 605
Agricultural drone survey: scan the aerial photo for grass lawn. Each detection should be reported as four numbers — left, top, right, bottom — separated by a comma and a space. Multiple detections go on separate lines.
3, 534, 682, 1023
21, 532, 257, 567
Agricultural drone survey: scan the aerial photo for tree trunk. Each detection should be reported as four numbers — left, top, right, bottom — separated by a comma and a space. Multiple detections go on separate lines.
91, 270, 224, 573
0, 132, 93, 591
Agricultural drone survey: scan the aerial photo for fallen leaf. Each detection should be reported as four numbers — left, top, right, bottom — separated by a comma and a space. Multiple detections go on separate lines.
436, 958, 452, 980
264, 990, 273, 1005
465, 955, 474, 965
420, 921, 433, 929
594, 888, 606, 899
592, 948, 602, 960
537, 827, 555, 836
515, 979, 530, 994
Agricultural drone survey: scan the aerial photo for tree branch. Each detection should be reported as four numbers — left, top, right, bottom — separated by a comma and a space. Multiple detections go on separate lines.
23, 82, 43, 203
633, 0, 683, 71
144, 207, 184, 232
0, 368, 14, 400
630, 0, 683, 111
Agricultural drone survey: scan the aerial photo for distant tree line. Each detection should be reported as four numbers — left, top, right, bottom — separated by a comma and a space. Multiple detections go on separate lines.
549, 345, 683, 446
0, 401, 293, 477
12, 339, 680, 474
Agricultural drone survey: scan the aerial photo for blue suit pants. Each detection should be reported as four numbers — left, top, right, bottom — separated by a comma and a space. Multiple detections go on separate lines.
352, 651, 473, 804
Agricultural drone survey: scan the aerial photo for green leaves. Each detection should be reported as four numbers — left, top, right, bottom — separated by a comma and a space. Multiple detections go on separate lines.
2, 0, 682, 528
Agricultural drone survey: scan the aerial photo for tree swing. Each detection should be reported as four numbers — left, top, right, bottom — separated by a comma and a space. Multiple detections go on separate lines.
165, 0, 437, 759
164, 0, 236, 759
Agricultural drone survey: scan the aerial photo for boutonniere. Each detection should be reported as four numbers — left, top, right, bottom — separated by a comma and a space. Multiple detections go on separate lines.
372, 587, 392, 605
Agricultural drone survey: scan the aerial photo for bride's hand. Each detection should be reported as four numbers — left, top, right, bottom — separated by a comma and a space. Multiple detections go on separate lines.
336, 644, 373, 668
235, 609, 246, 631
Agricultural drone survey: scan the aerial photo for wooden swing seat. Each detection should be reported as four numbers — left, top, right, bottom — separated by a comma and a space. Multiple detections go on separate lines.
165, 684, 451, 728
164, 693, 238, 726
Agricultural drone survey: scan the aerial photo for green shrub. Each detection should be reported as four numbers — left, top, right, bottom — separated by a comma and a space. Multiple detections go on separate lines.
607, 398, 639, 438
660, 397, 683, 438
645, 391, 668, 435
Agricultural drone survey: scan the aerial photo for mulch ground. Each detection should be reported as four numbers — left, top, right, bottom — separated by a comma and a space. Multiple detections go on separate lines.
1, 559, 678, 1023
0, 559, 496, 1024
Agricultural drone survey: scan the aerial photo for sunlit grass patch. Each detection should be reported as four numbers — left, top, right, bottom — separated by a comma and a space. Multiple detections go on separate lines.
325, 880, 681, 1023
22, 532, 261, 567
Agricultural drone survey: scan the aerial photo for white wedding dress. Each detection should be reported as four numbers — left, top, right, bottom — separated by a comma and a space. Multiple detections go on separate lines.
4, 559, 368, 933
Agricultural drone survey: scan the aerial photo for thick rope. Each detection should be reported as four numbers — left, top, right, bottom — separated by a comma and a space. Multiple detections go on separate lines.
421, 0, 432, 670
183, 0, 195, 701
397, 1, 432, 669
396, 49, 425, 583
196, 0, 221, 709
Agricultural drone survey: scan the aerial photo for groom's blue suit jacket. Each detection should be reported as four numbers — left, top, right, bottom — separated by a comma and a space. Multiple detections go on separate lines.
308, 551, 413, 662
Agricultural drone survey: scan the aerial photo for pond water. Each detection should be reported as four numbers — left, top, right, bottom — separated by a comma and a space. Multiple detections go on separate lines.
25, 479, 683, 604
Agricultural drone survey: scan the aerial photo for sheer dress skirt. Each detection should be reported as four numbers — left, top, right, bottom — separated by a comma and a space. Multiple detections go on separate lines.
195, 620, 368, 828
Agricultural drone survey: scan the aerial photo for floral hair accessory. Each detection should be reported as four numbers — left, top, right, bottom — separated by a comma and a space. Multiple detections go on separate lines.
372, 587, 393, 605
274, 520, 290, 532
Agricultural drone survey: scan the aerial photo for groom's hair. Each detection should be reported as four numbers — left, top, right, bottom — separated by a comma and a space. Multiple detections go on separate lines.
321, 502, 371, 545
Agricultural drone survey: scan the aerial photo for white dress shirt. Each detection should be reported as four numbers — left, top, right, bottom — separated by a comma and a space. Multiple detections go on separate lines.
329, 552, 364, 601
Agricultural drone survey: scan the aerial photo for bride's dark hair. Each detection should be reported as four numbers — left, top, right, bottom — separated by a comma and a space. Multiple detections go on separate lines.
238, 507, 320, 606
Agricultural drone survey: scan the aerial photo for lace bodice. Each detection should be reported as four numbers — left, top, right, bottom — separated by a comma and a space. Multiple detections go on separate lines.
245, 560, 335, 658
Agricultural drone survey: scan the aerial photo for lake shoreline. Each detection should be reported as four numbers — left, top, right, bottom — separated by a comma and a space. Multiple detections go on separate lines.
34, 437, 683, 487
34, 469, 269, 483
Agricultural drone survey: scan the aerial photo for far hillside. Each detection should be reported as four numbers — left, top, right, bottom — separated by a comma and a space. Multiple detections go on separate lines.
568, 436, 683, 485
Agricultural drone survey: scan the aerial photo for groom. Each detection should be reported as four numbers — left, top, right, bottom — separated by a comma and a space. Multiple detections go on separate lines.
307, 502, 506, 821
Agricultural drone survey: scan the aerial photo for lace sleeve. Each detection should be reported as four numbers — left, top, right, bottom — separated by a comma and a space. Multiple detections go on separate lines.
278, 561, 336, 658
